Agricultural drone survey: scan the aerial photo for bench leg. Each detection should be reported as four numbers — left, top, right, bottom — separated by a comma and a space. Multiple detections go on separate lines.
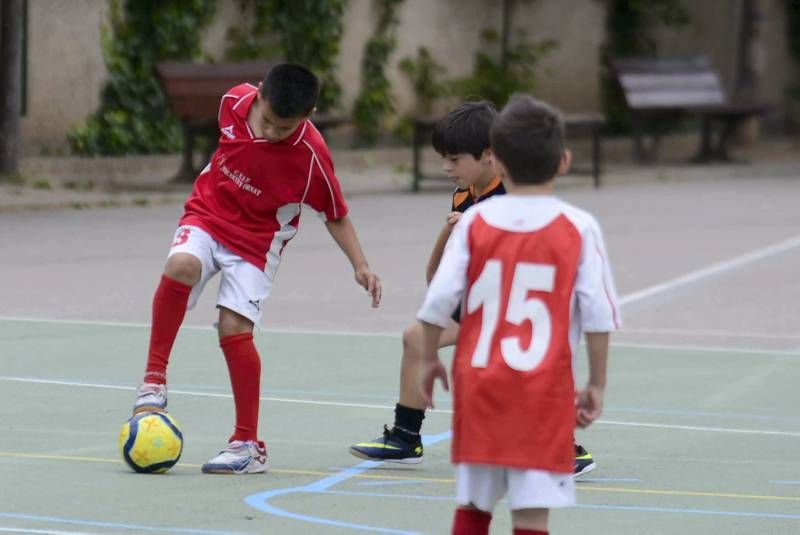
174, 123, 197, 183
591, 126, 602, 188
412, 124, 423, 192
692, 117, 714, 163
715, 117, 741, 161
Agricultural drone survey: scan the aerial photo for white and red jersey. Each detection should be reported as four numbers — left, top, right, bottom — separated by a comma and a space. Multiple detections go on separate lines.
180, 83, 348, 274
417, 195, 620, 472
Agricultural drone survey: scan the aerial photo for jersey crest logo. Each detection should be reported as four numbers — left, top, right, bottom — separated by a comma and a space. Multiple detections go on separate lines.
221, 125, 236, 139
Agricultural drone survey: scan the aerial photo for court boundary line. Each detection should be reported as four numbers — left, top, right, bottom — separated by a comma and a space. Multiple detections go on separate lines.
618, 233, 800, 306
1, 317, 798, 357
0, 512, 241, 535
2, 376, 799, 437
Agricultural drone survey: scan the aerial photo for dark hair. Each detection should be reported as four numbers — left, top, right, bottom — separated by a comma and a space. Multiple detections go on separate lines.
431, 100, 497, 159
490, 94, 564, 184
260, 63, 320, 119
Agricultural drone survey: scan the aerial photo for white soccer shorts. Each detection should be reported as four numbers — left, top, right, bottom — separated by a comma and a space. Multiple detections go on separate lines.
455, 463, 575, 511
167, 225, 271, 325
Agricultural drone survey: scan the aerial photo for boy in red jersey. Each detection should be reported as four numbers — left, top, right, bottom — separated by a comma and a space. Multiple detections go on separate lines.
417, 95, 620, 535
132, 63, 381, 475
349, 101, 597, 478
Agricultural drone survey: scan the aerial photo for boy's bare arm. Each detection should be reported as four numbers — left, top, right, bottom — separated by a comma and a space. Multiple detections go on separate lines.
324, 215, 382, 308
576, 331, 608, 428
418, 320, 449, 408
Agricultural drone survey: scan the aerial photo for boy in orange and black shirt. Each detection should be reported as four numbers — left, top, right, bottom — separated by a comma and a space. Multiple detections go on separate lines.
349, 101, 598, 477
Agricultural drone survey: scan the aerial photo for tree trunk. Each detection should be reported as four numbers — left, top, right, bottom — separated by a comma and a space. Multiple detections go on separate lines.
0, 0, 24, 178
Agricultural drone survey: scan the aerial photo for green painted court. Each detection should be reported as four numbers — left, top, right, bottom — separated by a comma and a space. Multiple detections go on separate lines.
2, 174, 800, 533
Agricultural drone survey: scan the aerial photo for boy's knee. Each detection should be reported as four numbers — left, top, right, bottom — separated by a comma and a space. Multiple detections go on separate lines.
164, 253, 202, 286
217, 307, 254, 338
401, 322, 422, 348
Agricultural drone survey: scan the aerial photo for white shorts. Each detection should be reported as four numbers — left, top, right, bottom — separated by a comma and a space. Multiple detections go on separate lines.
455, 463, 575, 511
167, 225, 272, 325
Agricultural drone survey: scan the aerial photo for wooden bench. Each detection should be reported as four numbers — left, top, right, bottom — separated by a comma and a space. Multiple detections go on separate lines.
155, 61, 348, 182
411, 112, 606, 191
609, 56, 769, 163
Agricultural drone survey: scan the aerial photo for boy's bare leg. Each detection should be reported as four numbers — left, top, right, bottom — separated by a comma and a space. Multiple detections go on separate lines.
398, 320, 459, 408
349, 319, 458, 462
164, 253, 202, 286
511, 508, 549, 533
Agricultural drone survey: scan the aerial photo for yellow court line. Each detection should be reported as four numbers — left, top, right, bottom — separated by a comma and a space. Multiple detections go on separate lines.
3, 450, 800, 503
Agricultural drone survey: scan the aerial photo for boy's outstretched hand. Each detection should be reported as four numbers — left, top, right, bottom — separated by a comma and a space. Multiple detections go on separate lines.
419, 357, 449, 409
575, 384, 604, 428
355, 266, 382, 308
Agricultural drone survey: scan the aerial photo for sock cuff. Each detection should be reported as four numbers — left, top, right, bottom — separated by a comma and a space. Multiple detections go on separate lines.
161, 274, 193, 294
457, 507, 492, 519
220, 332, 254, 348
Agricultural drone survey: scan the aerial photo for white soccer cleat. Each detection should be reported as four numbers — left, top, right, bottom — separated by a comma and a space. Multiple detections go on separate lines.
133, 383, 168, 414
201, 440, 269, 474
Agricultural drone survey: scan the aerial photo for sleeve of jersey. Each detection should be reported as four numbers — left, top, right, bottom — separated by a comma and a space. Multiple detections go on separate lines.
217, 89, 237, 130
575, 218, 622, 332
304, 144, 349, 221
416, 211, 474, 327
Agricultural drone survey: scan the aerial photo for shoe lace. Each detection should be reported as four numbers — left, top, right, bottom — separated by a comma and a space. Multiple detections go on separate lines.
138, 383, 163, 396
381, 425, 393, 444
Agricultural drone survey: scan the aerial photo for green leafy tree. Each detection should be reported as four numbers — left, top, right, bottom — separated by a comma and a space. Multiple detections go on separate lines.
352, 0, 404, 145
224, 0, 346, 112
68, 0, 216, 155
452, 28, 556, 109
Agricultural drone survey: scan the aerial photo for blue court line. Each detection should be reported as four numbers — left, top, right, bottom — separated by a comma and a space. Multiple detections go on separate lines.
770, 480, 800, 485
357, 480, 434, 487
0, 512, 240, 534
244, 430, 452, 534
605, 405, 800, 424
580, 478, 641, 483
311, 491, 800, 521
575, 503, 800, 520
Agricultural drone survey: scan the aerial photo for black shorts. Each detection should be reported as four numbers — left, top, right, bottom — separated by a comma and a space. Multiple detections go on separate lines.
452, 304, 461, 324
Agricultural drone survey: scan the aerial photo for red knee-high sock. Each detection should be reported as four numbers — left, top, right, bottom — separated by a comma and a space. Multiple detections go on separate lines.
143, 275, 192, 384
220, 332, 261, 443
513, 529, 548, 535
452, 508, 491, 535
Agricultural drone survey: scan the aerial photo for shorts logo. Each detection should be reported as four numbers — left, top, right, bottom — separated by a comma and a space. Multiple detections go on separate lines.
172, 227, 191, 247
248, 299, 261, 312
221, 125, 235, 139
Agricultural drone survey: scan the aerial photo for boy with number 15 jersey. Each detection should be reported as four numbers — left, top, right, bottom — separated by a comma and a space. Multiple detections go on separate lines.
418, 95, 620, 535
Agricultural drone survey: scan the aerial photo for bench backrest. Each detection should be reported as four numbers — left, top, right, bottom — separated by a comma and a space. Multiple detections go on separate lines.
155, 61, 274, 122
609, 57, 726, 111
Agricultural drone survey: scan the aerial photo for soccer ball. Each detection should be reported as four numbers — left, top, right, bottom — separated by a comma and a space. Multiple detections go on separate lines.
118, 411, 183, 473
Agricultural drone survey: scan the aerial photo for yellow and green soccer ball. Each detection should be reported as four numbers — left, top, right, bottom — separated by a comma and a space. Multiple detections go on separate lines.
118, 411, 183, 473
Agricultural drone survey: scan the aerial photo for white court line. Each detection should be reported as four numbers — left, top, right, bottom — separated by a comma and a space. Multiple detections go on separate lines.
621, 327, 800, 341
619, 233, 800, 306
2, 376, 799, 438
0, 529, 89, 535
3, 234, 800, 339
2, 316, 795, 356
2, 230, 800, 334
612, 341, 799, 357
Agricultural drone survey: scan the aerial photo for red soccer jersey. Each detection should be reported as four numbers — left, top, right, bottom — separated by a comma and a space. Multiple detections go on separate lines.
180, 83, 348, 273
417, 195, 620, 473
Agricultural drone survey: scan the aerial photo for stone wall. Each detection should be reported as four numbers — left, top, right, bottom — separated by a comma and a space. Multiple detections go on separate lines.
19, 0, 797, 152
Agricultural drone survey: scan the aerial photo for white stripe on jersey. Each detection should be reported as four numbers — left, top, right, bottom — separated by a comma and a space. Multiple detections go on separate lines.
293, 121, 308, 146
264, 204, 301, 281
233, 91, 257, 111
218, 94, 239, 123
302, 140, 339, 220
